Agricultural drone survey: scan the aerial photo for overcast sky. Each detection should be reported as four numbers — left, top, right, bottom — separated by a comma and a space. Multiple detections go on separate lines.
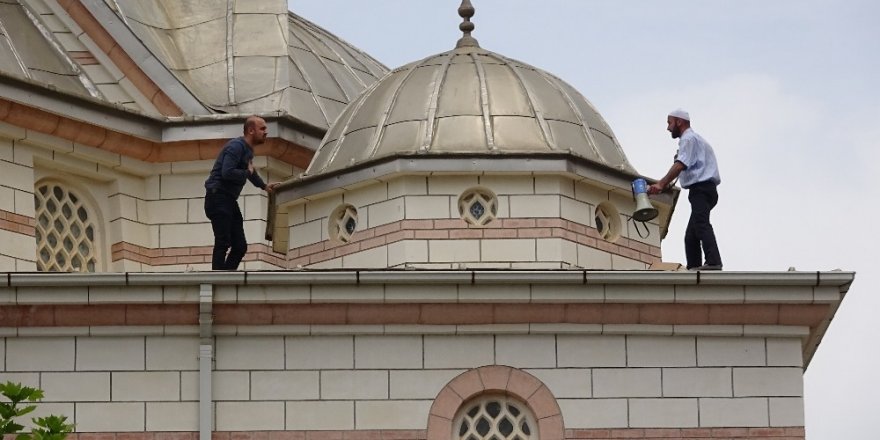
289, 1, 879, 437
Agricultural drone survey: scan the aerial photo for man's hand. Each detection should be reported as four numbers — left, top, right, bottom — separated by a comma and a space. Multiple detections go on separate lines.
265, 182, 279, 194
651, 162, 684, 194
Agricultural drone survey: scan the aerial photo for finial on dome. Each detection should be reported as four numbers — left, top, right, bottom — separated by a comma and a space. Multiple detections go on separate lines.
456, 0, 479, 48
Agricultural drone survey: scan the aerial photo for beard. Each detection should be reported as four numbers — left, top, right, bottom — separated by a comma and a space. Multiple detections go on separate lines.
670, 126, 681, 138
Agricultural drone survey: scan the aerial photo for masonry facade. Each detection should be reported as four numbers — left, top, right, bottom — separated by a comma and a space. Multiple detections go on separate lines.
0, 271, 849, 439
0, 1, 852, 439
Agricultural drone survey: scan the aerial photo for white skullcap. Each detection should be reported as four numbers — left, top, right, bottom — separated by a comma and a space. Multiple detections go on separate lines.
668, 109, 690, 121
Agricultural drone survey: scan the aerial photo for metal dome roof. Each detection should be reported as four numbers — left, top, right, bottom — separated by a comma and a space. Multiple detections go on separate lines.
306, 36, 636, 177
108, 0, 388, 126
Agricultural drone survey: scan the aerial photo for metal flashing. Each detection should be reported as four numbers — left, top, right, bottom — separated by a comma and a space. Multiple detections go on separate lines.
0, 270, 856, 290
245, 271, 356, 285
586, 271, 697, 285
126, 272, 245, 285
357, 270, 472, 284
817, 271, 856, 290
9, 272, 126, 287
473, 270, 584, 284
697, 271, 820, 286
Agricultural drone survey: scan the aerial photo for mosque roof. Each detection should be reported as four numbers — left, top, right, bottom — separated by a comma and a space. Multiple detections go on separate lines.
110, 0, 388, 126
0, 0, 388, 128
304, 1, 637, 178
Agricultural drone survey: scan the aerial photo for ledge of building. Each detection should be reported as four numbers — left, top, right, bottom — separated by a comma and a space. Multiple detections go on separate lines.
0, 269, 855, 290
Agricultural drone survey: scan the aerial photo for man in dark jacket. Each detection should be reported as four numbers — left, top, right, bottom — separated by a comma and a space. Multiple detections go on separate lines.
204, 116, 278, 270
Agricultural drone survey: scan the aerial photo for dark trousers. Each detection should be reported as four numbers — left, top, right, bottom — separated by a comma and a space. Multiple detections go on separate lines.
204, 190, 247, 270
685, 182, 722, 268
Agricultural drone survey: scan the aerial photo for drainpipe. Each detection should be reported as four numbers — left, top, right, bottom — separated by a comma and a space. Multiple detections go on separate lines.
198, 284, 214, 440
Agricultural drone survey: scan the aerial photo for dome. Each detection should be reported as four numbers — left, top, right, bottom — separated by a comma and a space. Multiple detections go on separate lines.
108, 0, 388, 126
306, 33, 636, 176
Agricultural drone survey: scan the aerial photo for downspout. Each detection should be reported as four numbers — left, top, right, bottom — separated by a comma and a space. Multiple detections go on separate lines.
198, 284, 214, 439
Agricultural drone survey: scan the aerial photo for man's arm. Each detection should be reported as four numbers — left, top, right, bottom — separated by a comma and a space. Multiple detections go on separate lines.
246, 160, 268, 190
246, 161, 280, 193
648, 161, 686, 194
220, 144, 249, 183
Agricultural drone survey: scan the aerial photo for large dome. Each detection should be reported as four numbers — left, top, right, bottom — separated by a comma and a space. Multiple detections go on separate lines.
306, 41, 636, 176
109, 0, 388, 125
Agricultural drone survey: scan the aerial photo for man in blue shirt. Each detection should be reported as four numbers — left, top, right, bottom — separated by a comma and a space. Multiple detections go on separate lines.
649, 109, 722, 270
204, 116, 278, 270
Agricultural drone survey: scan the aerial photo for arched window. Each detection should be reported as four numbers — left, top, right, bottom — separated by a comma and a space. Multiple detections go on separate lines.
454, 394, 537, 440
427, 366, 562, 440
34, 181, 98, 272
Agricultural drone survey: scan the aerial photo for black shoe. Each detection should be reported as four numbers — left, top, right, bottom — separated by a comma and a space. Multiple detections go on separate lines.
690, 264, 723, 271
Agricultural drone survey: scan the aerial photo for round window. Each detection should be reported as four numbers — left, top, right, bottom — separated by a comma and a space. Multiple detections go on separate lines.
458, 187, 498, 227
328, 204, 358, 243
595, 202, 621, 242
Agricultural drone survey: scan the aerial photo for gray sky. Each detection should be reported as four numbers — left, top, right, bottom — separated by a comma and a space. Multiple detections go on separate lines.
290, 1, 879, 437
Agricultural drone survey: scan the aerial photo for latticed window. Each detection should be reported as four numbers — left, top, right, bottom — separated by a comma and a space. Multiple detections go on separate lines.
328, 204, 358, 243
34, 182, 98, 272
453, 395, 537, 440
458, 187, 498, 227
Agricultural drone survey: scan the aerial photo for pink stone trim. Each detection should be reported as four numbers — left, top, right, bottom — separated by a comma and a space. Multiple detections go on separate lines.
0, 209, 36, 237
69, 50, 99, 65
110, 242, 286, 268
289, 217, 661, 267
44, 427, 807, 440
0, 304, 200, 326
3, 303, 831, 328
565, 426, 805, 439
427, 365, 564, 440
60, 433, 427, 440
0, 97, 314, 168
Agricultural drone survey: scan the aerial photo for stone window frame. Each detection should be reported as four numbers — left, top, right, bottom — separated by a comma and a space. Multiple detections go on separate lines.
458, 187, 498, 227
427, 365, 563, 440
594, 201, 622, 243
34, 179, 102, 272
329, 203, 359, 244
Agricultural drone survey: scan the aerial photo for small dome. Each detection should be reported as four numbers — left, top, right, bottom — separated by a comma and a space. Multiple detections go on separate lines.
306, 44, 636, 176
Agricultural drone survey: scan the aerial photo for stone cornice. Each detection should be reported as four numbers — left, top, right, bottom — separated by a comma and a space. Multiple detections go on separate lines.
0, 96, 316, 169
0, 269, 851, 369
0, 270, 854, 290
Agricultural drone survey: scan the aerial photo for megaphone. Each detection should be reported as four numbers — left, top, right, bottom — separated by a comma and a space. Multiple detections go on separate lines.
631, 178, 658, 222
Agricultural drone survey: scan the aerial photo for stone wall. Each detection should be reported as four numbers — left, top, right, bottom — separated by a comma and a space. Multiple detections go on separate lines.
284, 175, 663, 270
0, 270, 846, 437
0, 128, 292, 272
